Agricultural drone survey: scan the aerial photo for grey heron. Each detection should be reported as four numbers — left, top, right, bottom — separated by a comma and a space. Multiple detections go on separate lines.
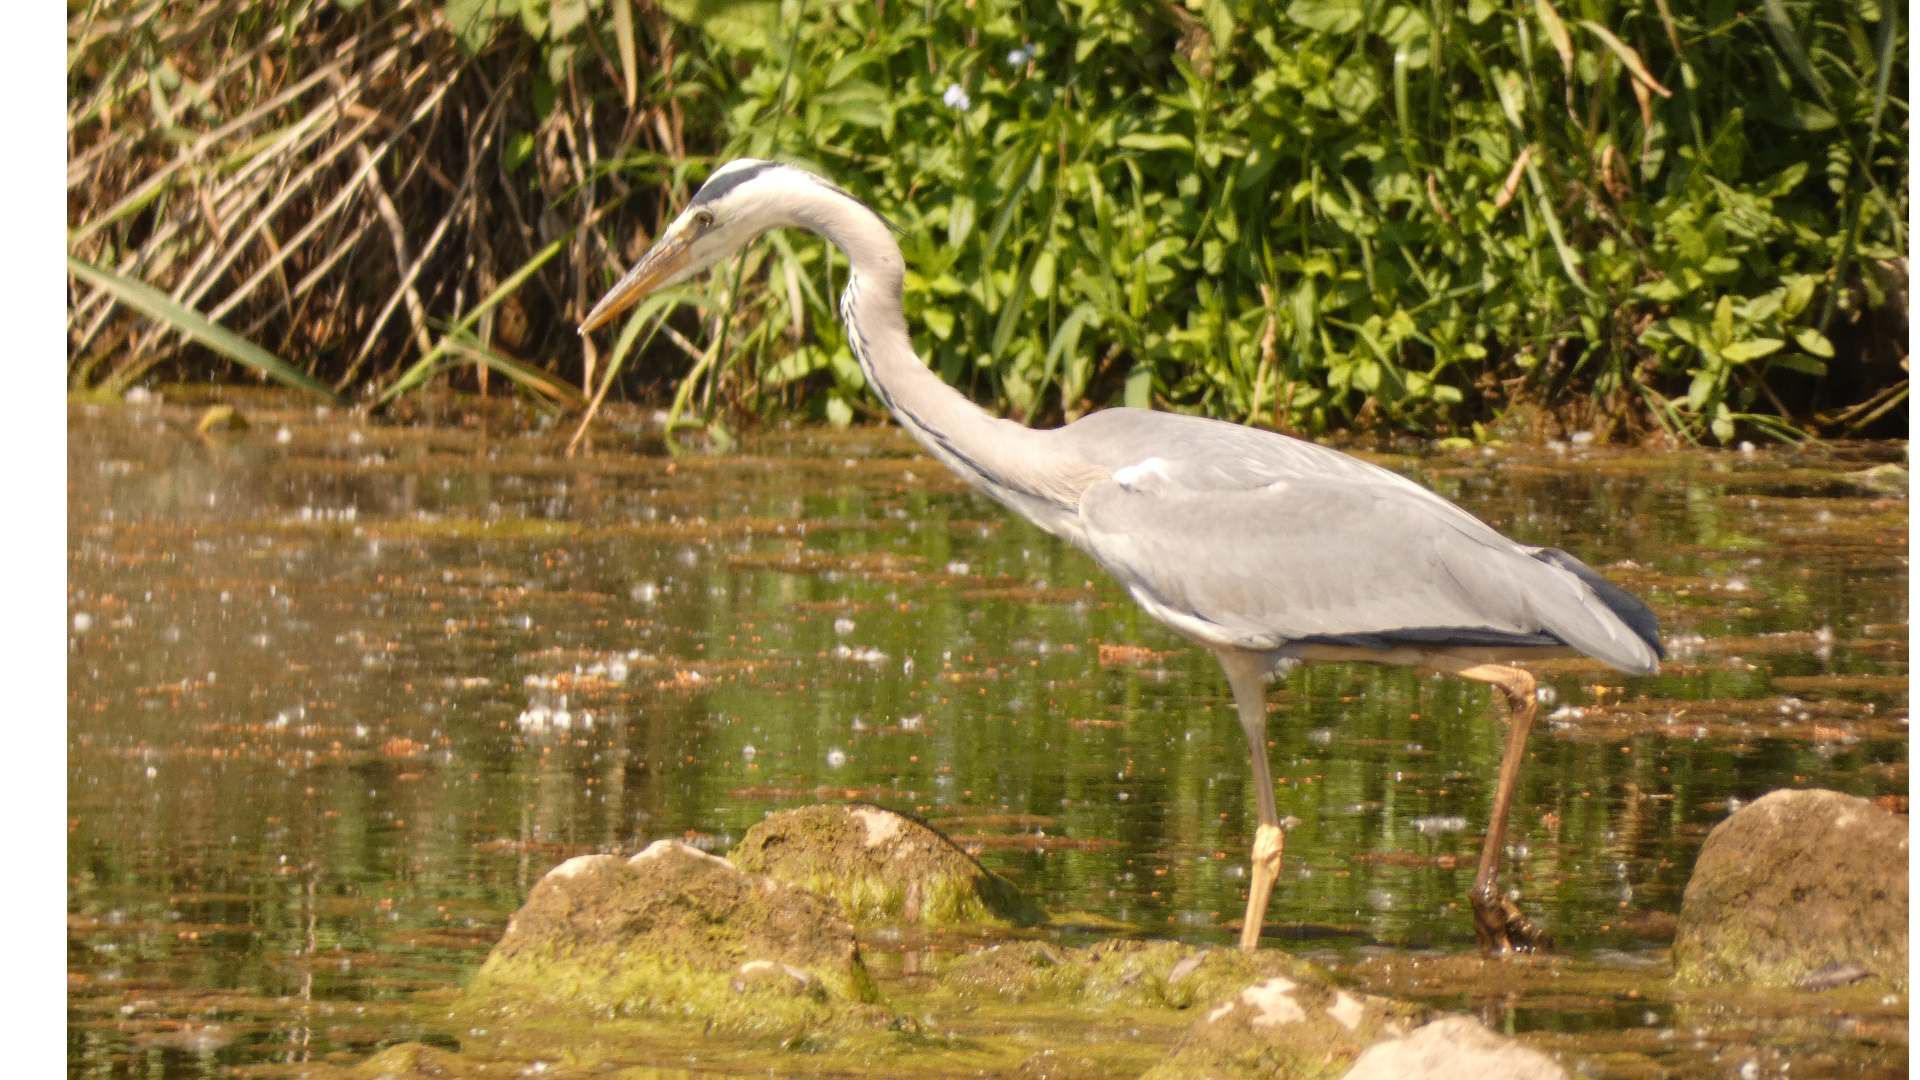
581, 159, 1664, 953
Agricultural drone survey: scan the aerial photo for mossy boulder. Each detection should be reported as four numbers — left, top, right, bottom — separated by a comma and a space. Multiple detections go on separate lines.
1137, 964, 1434, 1080
730, 803, 1042, 926
1339, 1016, 1569, 1080
1673, 788, 1908, 989
461, 839, 882, 1033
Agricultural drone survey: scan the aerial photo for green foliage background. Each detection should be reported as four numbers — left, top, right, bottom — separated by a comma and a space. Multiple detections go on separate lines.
67, 0, 1907, 443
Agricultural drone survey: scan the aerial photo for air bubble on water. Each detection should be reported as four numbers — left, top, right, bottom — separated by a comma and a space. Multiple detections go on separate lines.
1412, 815, 1468, 836
742, 745, 756, 760
145, 766, 157, 779
276, 427, 292, 444
73, 613, 93, 631
827, 749, 847, 769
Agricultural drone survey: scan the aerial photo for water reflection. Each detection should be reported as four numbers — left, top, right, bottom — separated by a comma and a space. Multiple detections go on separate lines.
68, 396, 1905, 1074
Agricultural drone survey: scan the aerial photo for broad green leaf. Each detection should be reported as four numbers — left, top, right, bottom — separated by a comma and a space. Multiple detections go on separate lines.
1721, 338, 1784, 362
1285, 0, 1365, 34
657, 0, 780, 52
948, 196, 976, 248
1124, 363, 1154, 409
1030, 250, 1057, 298
1711, 295, 1735, 346
1782, 276, 1819, 319
1793, 327, 1835, 357
1117, 133, 1193, 152
444, 0, 516, 53
1760, 99, 1838, 131
1769, 353, 1828, 376
1686, 369, 1718, 410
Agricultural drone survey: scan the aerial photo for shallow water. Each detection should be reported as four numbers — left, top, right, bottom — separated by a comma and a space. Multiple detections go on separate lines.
68, 394, 1906, 1077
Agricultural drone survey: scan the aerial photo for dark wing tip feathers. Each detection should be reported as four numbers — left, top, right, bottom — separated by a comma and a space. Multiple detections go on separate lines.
1531, 547, 1666, 661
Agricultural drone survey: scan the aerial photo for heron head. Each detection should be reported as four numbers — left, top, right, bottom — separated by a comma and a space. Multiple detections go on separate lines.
580, 159, 809, 333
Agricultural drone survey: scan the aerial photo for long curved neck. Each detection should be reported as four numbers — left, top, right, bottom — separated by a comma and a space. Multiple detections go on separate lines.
785, 187, 1102, 520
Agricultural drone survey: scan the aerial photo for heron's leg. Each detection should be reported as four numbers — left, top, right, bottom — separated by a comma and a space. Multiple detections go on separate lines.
1216, 651, 1285, 951
1433, 659, 1552, 954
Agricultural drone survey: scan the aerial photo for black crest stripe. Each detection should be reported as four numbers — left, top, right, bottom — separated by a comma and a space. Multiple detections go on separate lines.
689, 162, 780, 207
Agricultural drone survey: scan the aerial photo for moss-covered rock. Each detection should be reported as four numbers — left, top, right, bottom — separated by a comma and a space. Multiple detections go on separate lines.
1673, 788, 1908, 989
1339, 1016, 1568, 1080
730, 803, 1042, 927
1138, 965, 1433, 1080
461, 839, 882, 1034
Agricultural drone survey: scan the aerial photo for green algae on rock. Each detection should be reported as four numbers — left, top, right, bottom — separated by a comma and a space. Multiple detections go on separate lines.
461, 839, 882, 1033
1673, 788, 1908, 990
1138, 967, 1434, 1080
729, 803, 1042, 927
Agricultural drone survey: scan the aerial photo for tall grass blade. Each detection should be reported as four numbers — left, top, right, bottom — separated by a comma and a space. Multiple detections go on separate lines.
373, 234, 571, 403
612, 0, 639, 108
67, 255, 342, 403
1580, 21, 1672, 97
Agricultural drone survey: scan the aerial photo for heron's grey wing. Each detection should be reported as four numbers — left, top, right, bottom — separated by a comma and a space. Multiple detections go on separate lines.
1075, 471, 1660, 674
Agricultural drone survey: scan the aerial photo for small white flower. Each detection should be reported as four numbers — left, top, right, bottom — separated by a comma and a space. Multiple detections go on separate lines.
942, 84, 971, 110
1007, 47, 1031, 66
827, 748, 848, 769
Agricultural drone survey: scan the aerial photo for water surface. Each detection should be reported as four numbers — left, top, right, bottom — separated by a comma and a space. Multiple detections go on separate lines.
67, 394, 1907, 1077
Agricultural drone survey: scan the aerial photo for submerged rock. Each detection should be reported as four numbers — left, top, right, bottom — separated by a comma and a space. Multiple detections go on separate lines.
1340, 1015, 1568, 1080
349, 1042, 484, 1079
730, 803, 1041, 926
462, 839, 880, 1032
195, 404, 248, 434
1673, 788, 1908, 989
940, 939, 1353, 1014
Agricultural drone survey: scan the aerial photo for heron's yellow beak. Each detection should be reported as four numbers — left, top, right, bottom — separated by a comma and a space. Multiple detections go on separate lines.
578, 231, 692, 334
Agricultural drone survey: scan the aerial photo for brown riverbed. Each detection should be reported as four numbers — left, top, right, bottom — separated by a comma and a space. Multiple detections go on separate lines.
68, 391, 1906, 1077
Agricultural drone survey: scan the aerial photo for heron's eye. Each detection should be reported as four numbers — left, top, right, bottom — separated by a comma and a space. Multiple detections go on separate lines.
692, 209, 714, 230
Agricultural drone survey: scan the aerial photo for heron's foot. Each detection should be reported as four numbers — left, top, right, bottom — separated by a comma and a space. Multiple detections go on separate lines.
1251, 823, 1285, 874
1471, 886, 1553, 955
1237, 824, 1287, 952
